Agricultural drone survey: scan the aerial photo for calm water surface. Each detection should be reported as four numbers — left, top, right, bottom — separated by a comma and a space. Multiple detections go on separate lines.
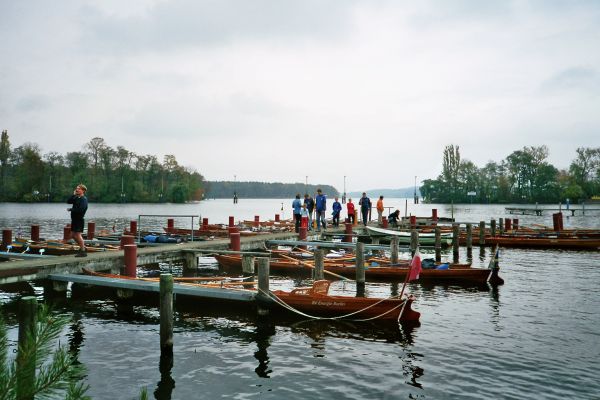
1, 200, 599, 399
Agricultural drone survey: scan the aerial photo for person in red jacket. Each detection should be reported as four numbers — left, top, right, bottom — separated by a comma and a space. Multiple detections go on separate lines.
346, 198, 355, 224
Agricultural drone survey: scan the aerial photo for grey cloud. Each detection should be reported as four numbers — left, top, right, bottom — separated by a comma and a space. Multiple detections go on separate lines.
15, 95, 51, 112
78, 0, 357, 54
540, 67, 600, 94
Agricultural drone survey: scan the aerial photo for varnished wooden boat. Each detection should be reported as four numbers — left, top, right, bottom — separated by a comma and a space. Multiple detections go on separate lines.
163, 227, 268, 237
365, 226, 453, 246
214, 254, 503, 285
459, 234, 600, 249
9, 239, 118, 256
265, 280, 420, 322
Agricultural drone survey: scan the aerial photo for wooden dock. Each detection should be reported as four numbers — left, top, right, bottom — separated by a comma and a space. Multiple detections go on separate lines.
505, 205, 600, 216
0, 231, 302, 285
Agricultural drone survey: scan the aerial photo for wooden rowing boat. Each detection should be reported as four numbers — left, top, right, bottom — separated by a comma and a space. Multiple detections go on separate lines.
9, 239, 118, 256
214, 254, 503, 285
365, 226, 453, 246
265, 280, 420, 322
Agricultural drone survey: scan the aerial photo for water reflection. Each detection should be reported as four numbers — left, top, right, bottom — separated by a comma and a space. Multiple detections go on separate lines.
254, 316, 275, 378
155, 351, 175, 400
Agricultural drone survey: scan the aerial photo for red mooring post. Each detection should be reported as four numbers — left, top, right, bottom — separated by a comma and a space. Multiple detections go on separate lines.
30, 225, 40, 241
228, 216, 235, 227
228, 226, 239, 236
130, 220, 137, 235
124, 244, 137, 278
254, 215, 260, 228
230, 232, 241, 251
410, 215, 417, 228
512, 218, 519, 231
167, 218, 174, 233
275, 214, 280, 222
505, 218, 512, 231
202, 218, 209, 230
382, 217, 388, 229
344, 222, 353, 242
87, 221, 96, 240
63, 225, 71, 242
1, 229, 11, 251
558, 212, 564, 230
120, 235, 135, 249
432, 209, 438, 222
299, 226, 307, 249
301, 216, 308, 229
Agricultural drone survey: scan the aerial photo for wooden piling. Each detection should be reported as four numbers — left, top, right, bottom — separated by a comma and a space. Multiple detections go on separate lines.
452, 223, 460, 256
466, 223, 473, 250
410, 229, 419, 256
355, 242, 365, 288
499, 218, 504, 235
230, 233, 241, 251
183, 252, 199, 270
390, 237, 399, 264
257, 257, 270, 316
314, 249, 324, 280
63, 225, 71, 242
479, 221, 486, 245
87, 221, 96, 240
242, 255, 255, 278
120, 235, 135, 249
490, 219, 496, 237
1, 229, 11, 251
159, 274, 174, 356
124, 244, 137, 278
434, 227, 441, 262
30, 225, 40, 241
17, 296, 37, 400
344, 222, 353, 242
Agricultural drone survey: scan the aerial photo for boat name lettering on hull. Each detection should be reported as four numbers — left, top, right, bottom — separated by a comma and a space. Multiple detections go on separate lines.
312, 300, 346, 307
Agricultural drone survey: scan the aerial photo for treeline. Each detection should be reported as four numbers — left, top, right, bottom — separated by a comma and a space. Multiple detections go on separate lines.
420, 144, 600, 204
205, 181, 339, 199
0, 132, 205, 203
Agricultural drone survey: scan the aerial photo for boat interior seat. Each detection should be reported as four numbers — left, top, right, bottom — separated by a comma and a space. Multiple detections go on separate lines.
290, 280, 331, 296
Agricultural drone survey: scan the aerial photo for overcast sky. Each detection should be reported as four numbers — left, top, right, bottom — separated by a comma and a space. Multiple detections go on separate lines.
1, 0, 599, 192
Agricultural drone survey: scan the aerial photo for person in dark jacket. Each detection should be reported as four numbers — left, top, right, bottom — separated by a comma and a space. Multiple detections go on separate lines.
292, 194, 302, 233
67, 184, 88, 257
388, 210, 401, 227
315, 188, 327, 231
358, 192, 371, 226
332, 197, 342, 227
303, 193, 315, 231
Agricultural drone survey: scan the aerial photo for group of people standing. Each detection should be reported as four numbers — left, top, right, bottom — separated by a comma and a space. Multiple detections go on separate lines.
292, 190, 399, 232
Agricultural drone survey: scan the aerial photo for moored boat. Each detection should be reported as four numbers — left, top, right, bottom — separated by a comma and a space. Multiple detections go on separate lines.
365, 226, 453, 246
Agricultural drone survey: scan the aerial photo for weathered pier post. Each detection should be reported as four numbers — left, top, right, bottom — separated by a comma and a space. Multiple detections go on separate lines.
410, 215, 417, 229
432, 208, 438, 224
314, 249, 325, 280
230, 232, 241, 251
30, 224, 40, 241
505, 218, 512, 232
129, 220, 137, 235
167, 218, 174, 233
228, 216, 235, 227
466, 223, 473, 250
63, 225, 71, 242
382, 216, 388, 228
299, 226, 307, 249
242, 255, 255, 280
479, 221, 486, 246
499, 218, 504, 235
390, 237, 399, 264
254, 216, 260, 228
452, 223, 460, 263
344, 222, 353, 243
160, 274, 174, 357
87, 221, 96, 240
184, 251, 199, 270
256, 257, 270, 316
274, 214, 280, 222
410, 229, 419, 256
434, 227, 442, 263
512, 218, 519, 231
17, 296, 37, 400
202, 218, 209, 230
120, 235, 135, 249
1, 229, 11, 250
490, 219, 496, 237
355, 242, 365, 297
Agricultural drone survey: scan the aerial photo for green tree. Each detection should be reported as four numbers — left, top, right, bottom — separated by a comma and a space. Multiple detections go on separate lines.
0, 130, 10, 200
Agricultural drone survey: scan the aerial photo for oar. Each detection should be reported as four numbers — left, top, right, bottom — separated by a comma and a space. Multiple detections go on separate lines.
279, 254, 350, 281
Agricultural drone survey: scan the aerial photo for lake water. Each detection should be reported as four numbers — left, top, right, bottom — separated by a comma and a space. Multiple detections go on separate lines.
1, 199, 599, 399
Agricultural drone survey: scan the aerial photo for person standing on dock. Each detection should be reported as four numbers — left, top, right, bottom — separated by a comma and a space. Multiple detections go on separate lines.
332, 197, 342, 227
376, 195, 384, 224
315, 188, 327, 231
67, 184, 88, 257
346, 198, 355, 224
359, 192, 371, 226
304, 193, 315, 231
292, 194, 302, 233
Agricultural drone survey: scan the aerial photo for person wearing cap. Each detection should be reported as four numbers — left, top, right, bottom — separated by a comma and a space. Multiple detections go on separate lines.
67, 184, 89, 257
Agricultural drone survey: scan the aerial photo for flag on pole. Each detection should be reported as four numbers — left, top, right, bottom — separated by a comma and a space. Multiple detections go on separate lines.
408, 248, 422, 281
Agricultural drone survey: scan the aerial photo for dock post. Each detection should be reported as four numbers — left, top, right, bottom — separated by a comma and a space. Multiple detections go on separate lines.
389, 237, 399, 264
167, 218, 174, 233
1, 229, 11, 250
160, 274, 174, 357
499, 218, 504, 235
382, 216, 388, 228
582, 202, 585, 215
466, 223, 473, 249
230, 233, 241, 251
410, 229, 419, 256
30, 224, 40, 241
202, 218, 209, 230
87, 221, 96, 240
344, 222, 353, 243
254, 216, 260, 228
120, 235, 135, 249
124, 244, 137, 278
183, 252, 199, 270
17, 296, 37, 400
63, 225, 71, 242
299, 226, 307, 249
505, 218, 511, 232
371, 237, 380, 255
490, 219, 496, 237
434, 227, 442, 263
314, 249, 324, 280
129, 220, 137, 235
257, 258, 270, 316
228, 216, 235, 227
452, 223, 460, 262
356, 242, 365, 296
432, 208, 438, 224
275, 214, 280, 222
512, 218, 519, 230
242, 255, 255, 281
479, 221, 486, 245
